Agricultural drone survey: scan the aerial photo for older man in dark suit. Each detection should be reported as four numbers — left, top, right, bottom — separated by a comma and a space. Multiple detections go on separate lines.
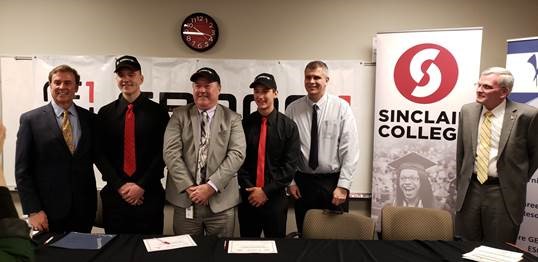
15, 64, 96, 233
456, 67, 538, 243
164, 67, 246, 237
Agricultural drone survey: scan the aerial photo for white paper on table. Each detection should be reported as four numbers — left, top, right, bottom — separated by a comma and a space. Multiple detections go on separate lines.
143, 234, 197, 252
227, 240, 278, 254
462, 245, 523, 262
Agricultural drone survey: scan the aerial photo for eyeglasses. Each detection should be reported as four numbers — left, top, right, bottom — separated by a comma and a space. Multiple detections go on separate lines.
474, 83, 494, 90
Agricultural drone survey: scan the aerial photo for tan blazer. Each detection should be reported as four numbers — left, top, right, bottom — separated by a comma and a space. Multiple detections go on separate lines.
164, 103, 246, 213
456, 100, 538, 224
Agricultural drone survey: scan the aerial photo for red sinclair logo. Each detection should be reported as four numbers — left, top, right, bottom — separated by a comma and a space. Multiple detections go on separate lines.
394, 43, 458, 104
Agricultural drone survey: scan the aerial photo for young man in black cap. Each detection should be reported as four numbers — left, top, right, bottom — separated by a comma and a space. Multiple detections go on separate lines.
238, 73, 299, 237
164, 67, 245, 237
95, 55, 169, 234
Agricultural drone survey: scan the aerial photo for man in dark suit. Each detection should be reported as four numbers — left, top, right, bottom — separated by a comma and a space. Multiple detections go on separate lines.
164, 67, 246, 237
238, 73, 299, 237
456, 67, 538, 243
15, 65, 96, 233
96, 55, 169, 234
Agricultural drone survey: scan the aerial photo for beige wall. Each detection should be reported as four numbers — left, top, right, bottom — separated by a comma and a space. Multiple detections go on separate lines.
1, 0, 537, 68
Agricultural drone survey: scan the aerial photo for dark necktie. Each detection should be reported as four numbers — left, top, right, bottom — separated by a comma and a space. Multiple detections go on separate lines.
309, 104, 319, 170
256, 116, 268, 187
123, 104, 136, 176
197, 111, 210, 184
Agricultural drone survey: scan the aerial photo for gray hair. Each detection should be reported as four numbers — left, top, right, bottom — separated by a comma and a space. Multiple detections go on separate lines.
305, 60, 329, 75
481, 67, 514, 93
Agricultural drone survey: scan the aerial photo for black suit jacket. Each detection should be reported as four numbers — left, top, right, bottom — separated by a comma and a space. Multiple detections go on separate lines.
238, 110, 299, 197
96, 94, 169, 193
15, 103, 96, 223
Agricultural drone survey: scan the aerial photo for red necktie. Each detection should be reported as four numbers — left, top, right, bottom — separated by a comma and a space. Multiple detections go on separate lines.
256, 117, 267, 188
123, 104, 136, 176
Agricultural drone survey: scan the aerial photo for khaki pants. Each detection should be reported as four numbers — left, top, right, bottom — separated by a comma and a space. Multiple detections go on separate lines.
172, 204, 235, 237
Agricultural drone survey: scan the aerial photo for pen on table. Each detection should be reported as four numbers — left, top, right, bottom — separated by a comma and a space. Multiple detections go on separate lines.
224, 240, 227, 251
44, 236, 54, 245
156, 238, 170, 245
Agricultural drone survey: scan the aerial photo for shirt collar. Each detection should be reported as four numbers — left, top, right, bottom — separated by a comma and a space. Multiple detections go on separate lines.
118, 94, 143, 111
198, 105, 217, 115
257, 108, 277, 124
306, 93, 328, 109
482, 99, 506, 118
51, 100, 76, 117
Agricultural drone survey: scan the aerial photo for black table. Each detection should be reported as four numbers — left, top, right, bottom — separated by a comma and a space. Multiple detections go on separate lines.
34, 234, 538, 262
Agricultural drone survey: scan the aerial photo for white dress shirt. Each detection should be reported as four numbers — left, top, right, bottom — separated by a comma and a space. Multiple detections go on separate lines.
475, 100, 506, 178
285, 93, 359, 190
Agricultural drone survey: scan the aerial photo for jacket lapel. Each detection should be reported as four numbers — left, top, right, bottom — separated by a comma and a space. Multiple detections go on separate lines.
190, 104, 201, 155
498, 100, 517, 157
207, 105, 222, 162
469, 103, 482, 156
74, 105, 88, 156
44, 103, 72, 155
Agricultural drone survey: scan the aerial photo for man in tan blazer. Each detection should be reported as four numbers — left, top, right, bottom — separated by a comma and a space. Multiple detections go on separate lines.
456, 67, 538, 243
164, 67, 246, 237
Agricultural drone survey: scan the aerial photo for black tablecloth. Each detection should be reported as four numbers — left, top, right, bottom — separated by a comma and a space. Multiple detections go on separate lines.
34, 233, 538, 262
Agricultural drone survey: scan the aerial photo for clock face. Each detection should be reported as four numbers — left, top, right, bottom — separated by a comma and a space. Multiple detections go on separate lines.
180, 13, 219, 52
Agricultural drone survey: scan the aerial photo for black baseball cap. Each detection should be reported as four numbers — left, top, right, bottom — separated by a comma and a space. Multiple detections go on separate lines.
190, 67, 220, 84
114, 55, 141, 73
249, 73, 277, 90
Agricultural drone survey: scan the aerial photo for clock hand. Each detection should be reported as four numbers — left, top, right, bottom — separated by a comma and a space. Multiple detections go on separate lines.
190, 26, 210, 40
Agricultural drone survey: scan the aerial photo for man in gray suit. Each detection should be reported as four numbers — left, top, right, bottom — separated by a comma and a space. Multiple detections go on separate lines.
164, 67, 246, 237
456, 67, 538, 243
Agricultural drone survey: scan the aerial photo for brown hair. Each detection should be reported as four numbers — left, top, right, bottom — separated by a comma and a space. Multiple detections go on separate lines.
48, 64, 80, 85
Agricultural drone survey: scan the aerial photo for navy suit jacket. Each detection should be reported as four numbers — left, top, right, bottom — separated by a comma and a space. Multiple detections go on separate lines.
15, 103, 96, 222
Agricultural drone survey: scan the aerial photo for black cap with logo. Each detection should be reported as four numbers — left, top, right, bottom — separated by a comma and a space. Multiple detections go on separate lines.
249, 73, 277, 90
190, 67, 221, 84
114, 55, 141, 73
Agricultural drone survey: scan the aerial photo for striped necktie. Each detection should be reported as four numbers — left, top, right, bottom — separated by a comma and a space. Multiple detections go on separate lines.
475, 111, 493, 184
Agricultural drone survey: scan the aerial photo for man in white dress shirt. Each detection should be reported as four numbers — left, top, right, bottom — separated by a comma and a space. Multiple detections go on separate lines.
286, 61, 359, 233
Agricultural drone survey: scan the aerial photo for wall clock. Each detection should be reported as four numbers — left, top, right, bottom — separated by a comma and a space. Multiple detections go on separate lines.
180, 12, 219, 52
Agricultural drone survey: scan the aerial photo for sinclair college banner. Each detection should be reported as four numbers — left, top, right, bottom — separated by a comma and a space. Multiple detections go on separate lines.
1, 56, 368, 190
506, 37, 538, 255
371, 28, 482, 227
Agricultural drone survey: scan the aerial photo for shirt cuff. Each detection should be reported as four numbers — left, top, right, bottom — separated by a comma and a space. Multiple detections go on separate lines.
207, 180, 219, 192
289, 179, 296, 186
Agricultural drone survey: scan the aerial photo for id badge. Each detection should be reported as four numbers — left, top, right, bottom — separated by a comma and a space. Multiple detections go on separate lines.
185, 205, 194, 219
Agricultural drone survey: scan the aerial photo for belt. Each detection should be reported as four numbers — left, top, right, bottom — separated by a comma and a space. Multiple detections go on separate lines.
472, 173, 500, 185
296, 171, 340, 178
